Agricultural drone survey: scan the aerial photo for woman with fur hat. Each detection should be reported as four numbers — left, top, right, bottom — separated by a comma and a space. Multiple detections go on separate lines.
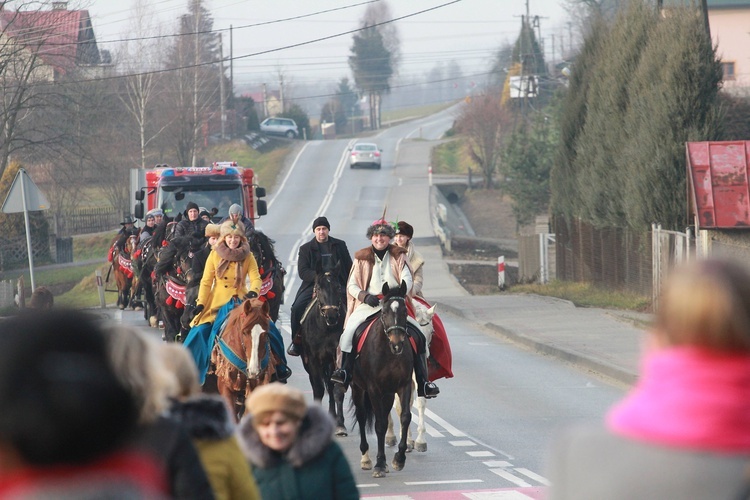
183, 220, 262, 384
237, 383, 359, 500
161, 343, 261, 500
392, 220, 424, 297
331, 218, 439, 399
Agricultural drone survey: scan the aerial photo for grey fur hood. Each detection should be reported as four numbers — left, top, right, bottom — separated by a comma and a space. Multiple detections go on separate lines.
236, 404, 334, 468
169, 394, 235, 440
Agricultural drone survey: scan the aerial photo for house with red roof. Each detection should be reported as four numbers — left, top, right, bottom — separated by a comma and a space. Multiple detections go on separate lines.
0, 1, 109, 81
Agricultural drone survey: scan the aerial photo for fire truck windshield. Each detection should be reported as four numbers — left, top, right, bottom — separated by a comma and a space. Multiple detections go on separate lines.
158, 184, 243, 221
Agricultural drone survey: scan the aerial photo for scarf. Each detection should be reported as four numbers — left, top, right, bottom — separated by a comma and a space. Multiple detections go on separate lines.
607, 346, 750, 453
214, 241, 251, 290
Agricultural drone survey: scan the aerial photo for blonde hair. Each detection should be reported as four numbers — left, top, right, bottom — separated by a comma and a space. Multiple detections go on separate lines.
108, 326, 177, 424
159, 343, 200, 399
656, 258, 750, 352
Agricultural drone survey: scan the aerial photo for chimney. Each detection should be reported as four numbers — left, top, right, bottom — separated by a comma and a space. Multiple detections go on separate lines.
51, 2, 68, 10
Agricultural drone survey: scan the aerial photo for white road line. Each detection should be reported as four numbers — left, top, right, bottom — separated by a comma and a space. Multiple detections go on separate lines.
464, 492, 536, 499
404, 479, 484, 486
449, 440, 477, 447
467, 451, 495, 457
488, 469, 531, 488
266, 142, 312, 210
514, 468, 550, 486
356, 483, 380, 489
483, 461, 513, 468
424, 408, 466, 437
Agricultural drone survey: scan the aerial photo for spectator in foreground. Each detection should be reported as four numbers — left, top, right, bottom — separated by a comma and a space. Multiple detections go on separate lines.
108, 325, 215, 499
161, 343, 261, 500
0, 310, 166, 498
27, 286, 53, 309
237, 383, 359, 500
547, 258, 750, 500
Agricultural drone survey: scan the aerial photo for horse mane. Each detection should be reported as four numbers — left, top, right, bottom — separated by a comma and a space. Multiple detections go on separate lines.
225, 298, 270, 335
251, 231, 277, 266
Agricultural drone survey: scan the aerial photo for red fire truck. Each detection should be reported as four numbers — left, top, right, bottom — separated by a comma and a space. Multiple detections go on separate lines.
132, 162, 267, 222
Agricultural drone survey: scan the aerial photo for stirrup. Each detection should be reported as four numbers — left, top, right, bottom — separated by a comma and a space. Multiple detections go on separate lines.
276, 366, 292, 383
286, 343, 301, 357
422, 382, 439, 399
331, 369, 347, 385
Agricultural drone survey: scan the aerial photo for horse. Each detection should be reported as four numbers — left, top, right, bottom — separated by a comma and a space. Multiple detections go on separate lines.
249, 230, 285, 323
386, 300, 436, 453
299, 262, 347, 436
350, 281, 413, 478
131, 236, 158, 326
154, 234, 199, 342
211, 297, 279, 421
111, 234, 137, 310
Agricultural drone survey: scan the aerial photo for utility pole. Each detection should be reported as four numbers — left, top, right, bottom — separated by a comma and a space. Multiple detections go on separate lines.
219, 34, 226, 140
229, 25, 234, 99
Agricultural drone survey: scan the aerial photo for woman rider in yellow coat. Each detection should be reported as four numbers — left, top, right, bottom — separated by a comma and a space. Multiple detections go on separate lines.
184, 220, 290, 384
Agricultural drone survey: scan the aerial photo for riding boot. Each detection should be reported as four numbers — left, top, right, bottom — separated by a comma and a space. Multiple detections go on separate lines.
331, 352, 354, 385
414, 353, 439, 399
275, 364, 292, 384
286, 334, 302, 357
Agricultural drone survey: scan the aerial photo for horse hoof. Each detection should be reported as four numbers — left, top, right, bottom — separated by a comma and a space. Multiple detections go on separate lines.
134, 306, 143, 311
149, 316, 158, 328
386, 436, 397, 447
392, 458, 405, 471
372, 469, 386, 478
118, 305, 125, 310
416, 442, 427, 453
335, 426, 348, 437
360, 459, 372, 470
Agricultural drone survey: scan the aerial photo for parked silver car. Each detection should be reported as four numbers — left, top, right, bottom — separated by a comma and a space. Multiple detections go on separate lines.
260, 117, 299, 138
349, 143, 382, 169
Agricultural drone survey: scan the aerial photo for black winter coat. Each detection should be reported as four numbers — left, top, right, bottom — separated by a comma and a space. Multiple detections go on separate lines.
295, 236, 352, 299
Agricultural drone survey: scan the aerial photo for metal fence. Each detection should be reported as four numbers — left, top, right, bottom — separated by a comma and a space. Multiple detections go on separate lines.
47, 207, 122, 235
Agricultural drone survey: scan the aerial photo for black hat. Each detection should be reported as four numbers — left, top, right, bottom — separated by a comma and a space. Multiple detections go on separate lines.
186, 202, 199, 212
120, 215, 134, 225
312, 216, 330, 231
396, 221, 414, 239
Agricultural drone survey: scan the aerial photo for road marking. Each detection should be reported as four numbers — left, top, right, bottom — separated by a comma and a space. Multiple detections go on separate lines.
404, 480, 484, 486
467, 451, 495, 457
483, 461, 512, 468
358, 484, 380, 489
449, 440, 476, 447
514, 468, 550, 486
424, 408, 466, 437
488, 469, 531, 487
464, 492, 537, 499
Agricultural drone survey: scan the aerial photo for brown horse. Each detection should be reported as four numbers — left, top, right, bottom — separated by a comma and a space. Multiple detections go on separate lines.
351, 280, 413, 478
111, 235, 137, 310
211, 297, 279, 421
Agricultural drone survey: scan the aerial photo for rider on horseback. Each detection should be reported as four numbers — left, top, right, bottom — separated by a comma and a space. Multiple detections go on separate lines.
220, 204, 255, 239
287, 216, 352, 357
330, 218, 439, 399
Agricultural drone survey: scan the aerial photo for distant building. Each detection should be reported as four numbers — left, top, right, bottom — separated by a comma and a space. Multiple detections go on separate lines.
244, 89, 282, 119
0, 1, 110, 81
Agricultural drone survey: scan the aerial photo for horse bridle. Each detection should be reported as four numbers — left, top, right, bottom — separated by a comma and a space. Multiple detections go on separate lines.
314, 274, 342, 325
380, 295, 408, 337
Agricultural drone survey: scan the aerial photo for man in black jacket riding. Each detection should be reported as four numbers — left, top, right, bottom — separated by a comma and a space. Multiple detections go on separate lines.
287, 216, 353, 356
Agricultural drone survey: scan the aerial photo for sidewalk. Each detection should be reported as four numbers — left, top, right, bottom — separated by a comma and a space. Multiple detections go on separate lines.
389, 138, 647, 387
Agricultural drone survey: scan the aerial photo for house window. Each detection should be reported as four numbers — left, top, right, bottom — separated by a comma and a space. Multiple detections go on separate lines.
722, 62, 736, 81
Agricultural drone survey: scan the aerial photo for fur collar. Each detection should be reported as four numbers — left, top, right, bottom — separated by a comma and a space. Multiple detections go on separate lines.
236, 405, 334, 468
169, 394, 235, 440
354, 244, 406, 264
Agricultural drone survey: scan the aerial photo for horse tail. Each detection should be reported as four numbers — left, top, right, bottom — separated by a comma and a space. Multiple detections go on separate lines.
349, 389, 376, 433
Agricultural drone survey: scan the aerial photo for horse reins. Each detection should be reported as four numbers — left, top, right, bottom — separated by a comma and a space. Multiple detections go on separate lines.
314, 274, 342, 325
380, 295, 407, 337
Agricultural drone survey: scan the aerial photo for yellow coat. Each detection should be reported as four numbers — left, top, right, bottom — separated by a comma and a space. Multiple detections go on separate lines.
192, 249, 262, 327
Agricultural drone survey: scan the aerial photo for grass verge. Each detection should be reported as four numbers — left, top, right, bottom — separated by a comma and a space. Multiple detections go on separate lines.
431, 138, 473, 175
382, 102, 458, 123
510, 280, 651, 312
203, 140, 292, 188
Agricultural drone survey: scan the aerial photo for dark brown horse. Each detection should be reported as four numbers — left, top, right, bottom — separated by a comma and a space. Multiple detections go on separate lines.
111, 235, 137, 310
249, 230, 285, 323
351, 280, 413, 478
300, 262, 347, 435
211, 298, 279, 421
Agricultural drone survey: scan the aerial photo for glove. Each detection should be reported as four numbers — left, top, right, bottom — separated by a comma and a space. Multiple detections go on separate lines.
192, 304, 204, 318
363, 293, 380, 307
244, 291, 258, 300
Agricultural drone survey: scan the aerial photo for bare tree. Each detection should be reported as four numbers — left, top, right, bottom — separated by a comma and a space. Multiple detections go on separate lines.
117, 0, 170, 169
457, 93, 513, 189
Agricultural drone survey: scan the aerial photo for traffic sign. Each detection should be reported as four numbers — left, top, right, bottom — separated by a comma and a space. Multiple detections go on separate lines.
2, 169, 49, 214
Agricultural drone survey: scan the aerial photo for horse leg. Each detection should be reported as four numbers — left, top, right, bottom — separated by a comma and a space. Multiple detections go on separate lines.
414, 394, 427, 452
373, 394, 394, 477
333, 380, 347, 437
386, 408, 396, 448
392, 385, 412, 472
354, 387, 372, 471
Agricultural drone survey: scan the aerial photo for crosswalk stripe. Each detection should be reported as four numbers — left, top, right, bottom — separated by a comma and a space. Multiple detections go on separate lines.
488, 469, 531, 487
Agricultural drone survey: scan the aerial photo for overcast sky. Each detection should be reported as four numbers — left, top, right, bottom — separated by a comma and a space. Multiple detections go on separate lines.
81, 0, 570, 87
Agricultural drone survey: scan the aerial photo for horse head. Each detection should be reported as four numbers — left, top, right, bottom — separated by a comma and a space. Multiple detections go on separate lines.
238, 298, 271, 378
379, 280, 409, 355
414, 301, 436, 348
314, 262, 343, 327
125, 234, 138, 255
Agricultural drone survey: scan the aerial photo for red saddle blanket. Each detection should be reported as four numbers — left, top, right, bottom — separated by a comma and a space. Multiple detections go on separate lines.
413, 296, 454, 381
